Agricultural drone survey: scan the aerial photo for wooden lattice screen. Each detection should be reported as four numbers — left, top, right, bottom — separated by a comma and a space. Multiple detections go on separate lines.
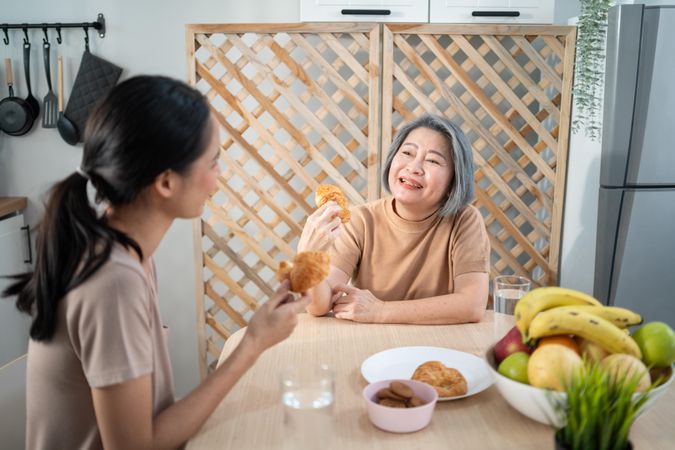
186, 23, 576, 375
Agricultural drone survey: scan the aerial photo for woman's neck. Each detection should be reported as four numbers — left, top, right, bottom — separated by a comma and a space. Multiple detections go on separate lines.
392, 199, 439, 222
105, 202, 173, 264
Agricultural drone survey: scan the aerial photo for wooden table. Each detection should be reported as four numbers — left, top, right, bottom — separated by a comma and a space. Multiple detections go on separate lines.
187, 312, 674, 450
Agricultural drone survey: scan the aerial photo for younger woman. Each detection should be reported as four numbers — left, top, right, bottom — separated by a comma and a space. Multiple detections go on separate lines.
3, 76, 308, 450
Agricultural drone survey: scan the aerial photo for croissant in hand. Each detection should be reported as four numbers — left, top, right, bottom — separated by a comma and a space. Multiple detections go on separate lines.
315, 184, 350, 223
276, 251, 330, 293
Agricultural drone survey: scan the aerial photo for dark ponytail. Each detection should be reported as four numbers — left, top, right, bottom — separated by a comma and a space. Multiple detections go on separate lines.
2, 75, 210, 341
4, 174, 141, 340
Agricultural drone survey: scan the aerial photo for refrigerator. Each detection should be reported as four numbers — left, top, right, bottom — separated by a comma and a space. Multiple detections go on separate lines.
594, 3, 675, 328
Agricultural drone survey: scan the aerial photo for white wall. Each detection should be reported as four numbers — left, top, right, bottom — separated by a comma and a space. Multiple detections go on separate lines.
559, 101, 602, 294
2, 0, 591, 397
557, 5, 603, 296
1, 0, 299, 398
554, 0, 581, 23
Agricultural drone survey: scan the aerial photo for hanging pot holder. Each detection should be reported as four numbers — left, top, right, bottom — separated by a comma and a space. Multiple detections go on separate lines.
64, 50, 122, 143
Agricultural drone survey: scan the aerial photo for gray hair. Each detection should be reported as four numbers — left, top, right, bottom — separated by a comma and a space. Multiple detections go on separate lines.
381, 114, 475, 217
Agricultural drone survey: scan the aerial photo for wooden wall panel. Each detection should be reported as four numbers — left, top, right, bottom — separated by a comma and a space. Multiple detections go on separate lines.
187, 24, 380, 373
186, 23, 576, 375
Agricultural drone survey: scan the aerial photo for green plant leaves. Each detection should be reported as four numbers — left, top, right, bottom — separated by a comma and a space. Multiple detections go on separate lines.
555, 359, 654, 450
573, 0, 613, 141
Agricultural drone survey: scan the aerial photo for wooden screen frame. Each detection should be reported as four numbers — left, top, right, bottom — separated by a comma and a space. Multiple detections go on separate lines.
186, 23, 576, 377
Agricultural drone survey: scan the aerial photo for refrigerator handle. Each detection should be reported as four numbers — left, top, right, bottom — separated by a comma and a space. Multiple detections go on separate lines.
600, 4, 644, 187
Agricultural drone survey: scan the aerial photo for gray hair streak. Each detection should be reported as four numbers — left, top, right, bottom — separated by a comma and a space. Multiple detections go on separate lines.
381, 114, 475, 217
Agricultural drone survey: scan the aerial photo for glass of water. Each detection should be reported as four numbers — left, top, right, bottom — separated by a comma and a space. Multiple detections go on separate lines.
493, 275, 531, 315
280, 364, 335, 445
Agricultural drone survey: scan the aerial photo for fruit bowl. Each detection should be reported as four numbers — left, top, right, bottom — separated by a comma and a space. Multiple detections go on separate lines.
485, 345, 673, 427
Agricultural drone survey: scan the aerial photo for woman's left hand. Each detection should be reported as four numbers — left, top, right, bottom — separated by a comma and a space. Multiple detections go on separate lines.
332, 283, 385, 323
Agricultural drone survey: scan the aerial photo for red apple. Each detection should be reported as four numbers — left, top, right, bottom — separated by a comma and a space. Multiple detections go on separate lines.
494, 325, 532, 364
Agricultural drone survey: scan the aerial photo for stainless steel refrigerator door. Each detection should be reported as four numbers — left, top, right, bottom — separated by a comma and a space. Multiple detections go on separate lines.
594, 188, 623, 306
600, 4, 643, 188
596, 188, 675, 328
626, 6, 675, 186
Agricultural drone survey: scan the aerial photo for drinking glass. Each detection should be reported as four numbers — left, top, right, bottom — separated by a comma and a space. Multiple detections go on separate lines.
493, 275, 531, 315
280, 364, 335, 446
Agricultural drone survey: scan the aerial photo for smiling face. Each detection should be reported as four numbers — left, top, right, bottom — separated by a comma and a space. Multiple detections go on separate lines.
387, 126, 454, 220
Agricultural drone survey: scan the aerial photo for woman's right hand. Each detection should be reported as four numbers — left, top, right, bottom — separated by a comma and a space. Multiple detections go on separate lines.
297, 201, 343, 252
243, 280, 310, 354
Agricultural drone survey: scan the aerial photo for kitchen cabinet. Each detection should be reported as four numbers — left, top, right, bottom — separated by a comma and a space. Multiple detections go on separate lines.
301, 0, 555, 24
0, 199, 30, 450
301, 0, 429, 22
430, 0, 555, 24
0, 208, 31, 366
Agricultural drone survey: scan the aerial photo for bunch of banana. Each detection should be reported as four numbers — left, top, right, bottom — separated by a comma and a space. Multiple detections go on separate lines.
514, 287, 602, 340
513, 286, 643, 358
528, 306, 642, 358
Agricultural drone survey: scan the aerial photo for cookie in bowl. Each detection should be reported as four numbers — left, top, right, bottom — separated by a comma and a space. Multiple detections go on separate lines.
362, 379, 438, 433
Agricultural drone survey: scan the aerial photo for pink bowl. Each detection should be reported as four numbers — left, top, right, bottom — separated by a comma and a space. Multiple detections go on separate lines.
362, 379, 438, 433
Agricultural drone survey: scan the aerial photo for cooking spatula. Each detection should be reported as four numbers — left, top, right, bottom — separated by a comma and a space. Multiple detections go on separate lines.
42, 41, 57, 128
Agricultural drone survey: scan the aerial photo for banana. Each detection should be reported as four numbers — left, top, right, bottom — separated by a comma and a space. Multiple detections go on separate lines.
528, 306, 642, 358
566, 305, 642, 328
514, 287, 602, 341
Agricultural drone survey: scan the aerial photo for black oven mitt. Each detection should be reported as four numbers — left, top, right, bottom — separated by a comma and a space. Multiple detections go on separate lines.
64, 50, 122, 143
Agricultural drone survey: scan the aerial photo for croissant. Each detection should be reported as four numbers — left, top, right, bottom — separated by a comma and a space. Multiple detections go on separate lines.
315, 184, 350, 223
276, 251, 330, 293
411, 361, 468, 398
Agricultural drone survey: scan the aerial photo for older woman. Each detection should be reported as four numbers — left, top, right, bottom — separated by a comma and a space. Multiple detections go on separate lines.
298, 114, 490, 324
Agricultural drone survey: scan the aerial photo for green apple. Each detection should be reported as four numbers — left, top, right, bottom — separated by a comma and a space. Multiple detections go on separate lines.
632, 322, 675, 368
498, 351, 530, 384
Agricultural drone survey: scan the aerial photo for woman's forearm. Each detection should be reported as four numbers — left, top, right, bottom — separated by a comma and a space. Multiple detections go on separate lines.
378, 292, 486, 325
151, 336, 260, 449
306, 266, 350, 316
305, 279, 333, 316
94, 337, 263, 450
150, 288, 308, 449
378, 272, 489, 325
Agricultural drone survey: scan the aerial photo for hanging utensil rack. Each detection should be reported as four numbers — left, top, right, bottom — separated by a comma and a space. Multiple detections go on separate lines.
1, 13, 105, 45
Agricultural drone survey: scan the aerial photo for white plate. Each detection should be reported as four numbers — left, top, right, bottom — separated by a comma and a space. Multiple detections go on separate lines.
360, 346, 495, 401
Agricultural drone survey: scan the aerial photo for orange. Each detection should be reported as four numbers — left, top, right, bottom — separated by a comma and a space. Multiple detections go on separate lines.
536, 335, 581, 355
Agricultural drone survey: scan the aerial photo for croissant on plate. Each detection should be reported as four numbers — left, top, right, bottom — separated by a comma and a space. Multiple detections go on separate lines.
411, 360, 468, 398
315, 184, 350, 223
276, 251, 330, 293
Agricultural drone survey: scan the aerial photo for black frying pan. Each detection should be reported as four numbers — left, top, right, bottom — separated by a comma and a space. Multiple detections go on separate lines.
0, 58, 34, 136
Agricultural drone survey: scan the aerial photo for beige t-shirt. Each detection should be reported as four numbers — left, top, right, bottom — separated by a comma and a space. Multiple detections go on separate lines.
330, 197, 490, 301
26, 245, 174, 450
